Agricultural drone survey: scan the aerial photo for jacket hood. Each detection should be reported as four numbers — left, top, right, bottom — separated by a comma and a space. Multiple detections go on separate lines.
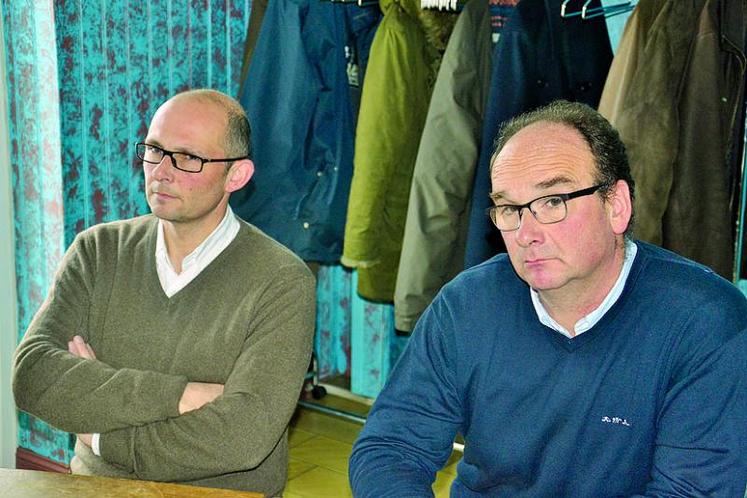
379, 0, 458, 51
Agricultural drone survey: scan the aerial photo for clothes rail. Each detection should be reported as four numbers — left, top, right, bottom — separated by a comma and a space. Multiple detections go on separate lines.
321, 0, 378, 7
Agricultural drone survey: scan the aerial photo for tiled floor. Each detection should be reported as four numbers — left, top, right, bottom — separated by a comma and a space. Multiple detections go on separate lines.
284, 399, 460, 497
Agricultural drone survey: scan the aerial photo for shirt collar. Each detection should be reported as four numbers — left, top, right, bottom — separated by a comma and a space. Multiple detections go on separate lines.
155, 205, 240, 274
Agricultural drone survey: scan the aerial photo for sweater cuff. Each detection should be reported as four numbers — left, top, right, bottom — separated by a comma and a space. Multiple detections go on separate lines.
161, 375, 189, 418
99, 427, 134, 473
99, 376, 188, 472
99, 376, 187, 473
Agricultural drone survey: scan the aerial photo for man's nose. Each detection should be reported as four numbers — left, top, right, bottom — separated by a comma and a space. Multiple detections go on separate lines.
514, 208, 543, 247
151, 154, 176, 180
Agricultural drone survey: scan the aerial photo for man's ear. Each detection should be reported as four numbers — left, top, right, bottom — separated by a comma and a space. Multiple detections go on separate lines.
607, 179, 632, 236
224, 159, 254, 193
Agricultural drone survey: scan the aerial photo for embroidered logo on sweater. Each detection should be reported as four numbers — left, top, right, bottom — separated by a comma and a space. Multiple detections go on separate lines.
601, 416, 631, 427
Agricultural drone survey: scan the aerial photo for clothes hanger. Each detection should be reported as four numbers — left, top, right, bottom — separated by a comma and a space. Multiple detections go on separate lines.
560, 0, 635, 19
581, 0, 636, 19
420, 0, 462, 11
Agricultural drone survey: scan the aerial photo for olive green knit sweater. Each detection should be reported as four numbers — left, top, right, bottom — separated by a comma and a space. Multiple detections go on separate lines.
13, 215, 316, 497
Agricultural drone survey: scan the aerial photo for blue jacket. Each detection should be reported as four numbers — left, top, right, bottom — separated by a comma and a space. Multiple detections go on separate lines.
231, 0, 380, 262
350, 242, 747, 497
464, 0, 612, 268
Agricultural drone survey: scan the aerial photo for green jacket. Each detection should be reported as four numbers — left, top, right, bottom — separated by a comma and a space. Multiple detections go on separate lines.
394, 0, 494, 331
13, 216, 315, 497
342, 0, 456, 302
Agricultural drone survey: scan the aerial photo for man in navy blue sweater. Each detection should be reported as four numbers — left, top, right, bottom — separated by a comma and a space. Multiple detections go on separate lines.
349, 100, 747, 497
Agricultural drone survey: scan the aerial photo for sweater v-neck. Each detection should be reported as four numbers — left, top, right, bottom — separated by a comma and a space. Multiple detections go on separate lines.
539, 252, 646, 353
143, 218, 241, 304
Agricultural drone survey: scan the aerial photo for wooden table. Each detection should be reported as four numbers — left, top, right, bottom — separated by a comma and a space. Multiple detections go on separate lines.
0, 469, 265, 497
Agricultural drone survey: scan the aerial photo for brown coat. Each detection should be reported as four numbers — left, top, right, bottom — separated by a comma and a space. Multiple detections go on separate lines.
599, 0, 746, 279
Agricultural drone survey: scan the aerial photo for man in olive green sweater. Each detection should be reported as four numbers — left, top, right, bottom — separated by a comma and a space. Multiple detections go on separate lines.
12, 89, 316, 497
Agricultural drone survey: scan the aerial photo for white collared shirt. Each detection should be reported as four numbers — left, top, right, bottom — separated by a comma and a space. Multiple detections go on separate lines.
155, 205, 240, 297
531, 240, 638, 339
91, 205, 240, 456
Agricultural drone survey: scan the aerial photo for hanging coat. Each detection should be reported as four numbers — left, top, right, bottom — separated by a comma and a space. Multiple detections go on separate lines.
341, 0, 457, 301
598, 0, 746, 279
393, 0, 503, 332
238, 0, 269, 95
232, 0, 381, 263
463, 0, 613, 268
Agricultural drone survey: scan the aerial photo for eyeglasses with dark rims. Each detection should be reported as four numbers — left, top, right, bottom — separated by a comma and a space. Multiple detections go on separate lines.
487, 184, 607, 231
135, 142, 247, 173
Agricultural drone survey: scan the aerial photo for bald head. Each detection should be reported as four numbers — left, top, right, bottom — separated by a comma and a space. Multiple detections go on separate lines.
163, 89, 252, 160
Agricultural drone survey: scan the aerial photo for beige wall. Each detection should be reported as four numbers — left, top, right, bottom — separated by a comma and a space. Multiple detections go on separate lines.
0, 12, 19, 469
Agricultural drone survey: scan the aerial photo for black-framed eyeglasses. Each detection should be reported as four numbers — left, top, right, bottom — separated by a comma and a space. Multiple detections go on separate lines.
487, 184, 607, 231
135, 142, 247, 173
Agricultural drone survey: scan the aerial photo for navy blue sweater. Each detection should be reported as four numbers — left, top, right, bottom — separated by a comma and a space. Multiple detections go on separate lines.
350, 242, 747, 497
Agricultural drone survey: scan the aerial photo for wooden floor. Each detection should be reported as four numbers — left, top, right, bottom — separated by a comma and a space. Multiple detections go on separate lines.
284, 391, 460, 497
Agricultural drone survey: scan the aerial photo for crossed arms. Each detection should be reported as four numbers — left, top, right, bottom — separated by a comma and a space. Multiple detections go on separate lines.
66, 335, 224, 449
12, 230, 316, 481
